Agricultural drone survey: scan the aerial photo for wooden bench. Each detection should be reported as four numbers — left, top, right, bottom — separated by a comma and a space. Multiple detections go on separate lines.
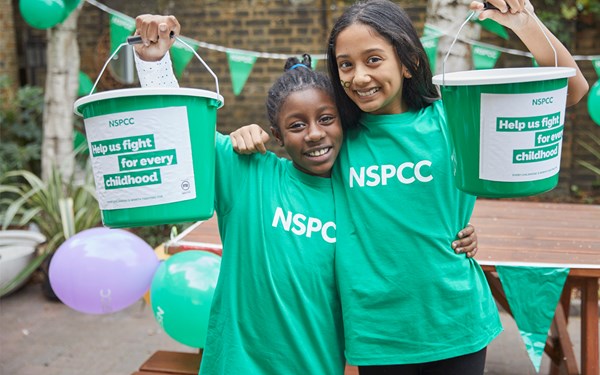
133, 350, 359, 374
133, 350, 202, 374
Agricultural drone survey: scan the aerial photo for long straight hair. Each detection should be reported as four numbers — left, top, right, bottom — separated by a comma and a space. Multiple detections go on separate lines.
326, 0, 440, 130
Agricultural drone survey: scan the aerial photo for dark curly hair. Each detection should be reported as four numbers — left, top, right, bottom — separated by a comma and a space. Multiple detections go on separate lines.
326, 0, 440, 130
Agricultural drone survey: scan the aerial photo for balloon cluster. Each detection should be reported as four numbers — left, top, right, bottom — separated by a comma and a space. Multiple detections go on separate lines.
19, 0, 83, 30
49, 228, 220, 348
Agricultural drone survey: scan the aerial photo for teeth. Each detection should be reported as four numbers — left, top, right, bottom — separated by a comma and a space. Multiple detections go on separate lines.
357, 88, 379, 97
307, 148, 329, 157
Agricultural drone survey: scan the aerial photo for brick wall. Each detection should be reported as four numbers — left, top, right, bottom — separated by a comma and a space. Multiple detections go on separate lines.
77, 0, 427, 136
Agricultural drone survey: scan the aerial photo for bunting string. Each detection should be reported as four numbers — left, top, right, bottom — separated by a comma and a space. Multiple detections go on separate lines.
86, 0, 599, 62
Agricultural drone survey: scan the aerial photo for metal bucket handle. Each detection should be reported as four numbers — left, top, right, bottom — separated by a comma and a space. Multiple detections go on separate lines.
441, 4, 558, 86
89, 33, 223, 108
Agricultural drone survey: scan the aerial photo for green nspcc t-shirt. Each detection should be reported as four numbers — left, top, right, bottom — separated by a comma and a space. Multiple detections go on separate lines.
198, 133, 345, 375
332, 101, 502, 365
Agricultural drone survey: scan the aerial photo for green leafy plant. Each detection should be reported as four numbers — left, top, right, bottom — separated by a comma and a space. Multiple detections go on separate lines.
576, 131, 600, 178
0, 162, 101, 297
0, 79, 44, 177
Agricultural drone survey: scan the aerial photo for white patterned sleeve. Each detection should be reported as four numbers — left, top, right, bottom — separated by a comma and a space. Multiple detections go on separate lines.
134, 51, 179, 88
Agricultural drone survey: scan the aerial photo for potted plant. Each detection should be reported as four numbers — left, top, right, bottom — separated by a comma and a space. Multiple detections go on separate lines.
0, 230, 46, 296
0, 161, 101, 299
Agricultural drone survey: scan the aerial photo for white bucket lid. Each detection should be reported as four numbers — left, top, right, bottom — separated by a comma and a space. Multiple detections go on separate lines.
432, 67, 576, 86
74, 87, 225, 116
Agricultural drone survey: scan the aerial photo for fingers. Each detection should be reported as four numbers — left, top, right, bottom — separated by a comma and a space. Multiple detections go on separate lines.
457, 223, 474, 239
158, 15, 180, 50
230, 130, 251, 154
453, 223, 478, 257
452, 234, 476, 253
250, 127, 269, 154
231, 125, 269, 154
135, 14, 178, 47
466, 246, 478, 258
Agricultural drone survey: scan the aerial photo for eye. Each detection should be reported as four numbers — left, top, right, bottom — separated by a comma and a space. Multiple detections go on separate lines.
319, 115, 335, 125
288, 121, 306, 130
367, 56, 382, 64
338, 61, 352, 70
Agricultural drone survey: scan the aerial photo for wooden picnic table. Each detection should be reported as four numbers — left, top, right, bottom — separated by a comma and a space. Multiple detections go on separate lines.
472, 199, 600, 375
161, 198, 600, 375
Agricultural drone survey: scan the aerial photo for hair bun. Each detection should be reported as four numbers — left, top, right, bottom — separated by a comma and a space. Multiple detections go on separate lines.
283, 53, 312, 72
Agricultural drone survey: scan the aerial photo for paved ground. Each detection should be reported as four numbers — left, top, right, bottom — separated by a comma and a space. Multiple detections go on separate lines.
0, 281, 584, 375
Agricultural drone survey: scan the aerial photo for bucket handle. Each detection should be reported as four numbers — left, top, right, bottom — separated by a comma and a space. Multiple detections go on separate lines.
441, 6, 558, 86
89, 36, 223, 108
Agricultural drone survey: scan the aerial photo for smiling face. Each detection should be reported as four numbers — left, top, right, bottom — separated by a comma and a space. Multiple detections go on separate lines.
272, 88, 342, 178
335, 23, 411, 115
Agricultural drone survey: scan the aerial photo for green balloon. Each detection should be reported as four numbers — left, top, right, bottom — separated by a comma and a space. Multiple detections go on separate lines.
150, 251, 221, 348
588, 80, 600, 126
64, 0, 82, 13
19, 0, 66, 30
78, 71, 94, 97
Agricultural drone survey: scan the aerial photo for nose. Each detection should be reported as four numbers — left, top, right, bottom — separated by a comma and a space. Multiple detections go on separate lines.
305, 123, 325, 142
352, 64, 371, 86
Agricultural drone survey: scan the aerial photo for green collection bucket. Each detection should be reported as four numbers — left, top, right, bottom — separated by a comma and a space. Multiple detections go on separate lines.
432, 10, 575, 198
74, 38, 224, 228
433, 67, 575, 198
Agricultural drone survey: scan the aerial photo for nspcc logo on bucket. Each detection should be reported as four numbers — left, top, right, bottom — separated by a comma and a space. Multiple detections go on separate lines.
84, 106, 195, 211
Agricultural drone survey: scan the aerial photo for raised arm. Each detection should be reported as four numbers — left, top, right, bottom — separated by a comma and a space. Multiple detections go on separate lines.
470, 1, 589, 106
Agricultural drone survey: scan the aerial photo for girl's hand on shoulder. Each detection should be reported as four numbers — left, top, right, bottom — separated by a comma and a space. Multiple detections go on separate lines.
134, 14, 180, 62
452, 223, 478, 258
470, 1, 534, 32
230, 124, 270, 154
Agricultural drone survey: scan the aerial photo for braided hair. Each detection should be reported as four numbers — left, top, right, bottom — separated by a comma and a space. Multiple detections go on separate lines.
266, 54, 334, 129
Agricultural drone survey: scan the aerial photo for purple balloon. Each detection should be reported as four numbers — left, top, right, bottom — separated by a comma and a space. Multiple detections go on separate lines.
49, 228, 160, 314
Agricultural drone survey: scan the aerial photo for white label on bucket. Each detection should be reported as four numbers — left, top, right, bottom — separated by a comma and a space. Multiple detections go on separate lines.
479, 87, 567, 182
84, 106, 196, 210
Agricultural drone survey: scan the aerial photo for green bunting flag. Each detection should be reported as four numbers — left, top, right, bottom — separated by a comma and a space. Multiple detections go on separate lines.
227, 51, 258, 96
78, 71, 94, 97
496, 266, 569, 372
171, 37, 198, 79
423, 24, 444, 38
472, 18, 509, 40
471, 43, 501, 69
109, 14, 136, 55
421, 35, 440, 70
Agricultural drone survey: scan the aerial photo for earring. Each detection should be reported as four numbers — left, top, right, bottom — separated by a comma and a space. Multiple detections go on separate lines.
340, 80, 351, 88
